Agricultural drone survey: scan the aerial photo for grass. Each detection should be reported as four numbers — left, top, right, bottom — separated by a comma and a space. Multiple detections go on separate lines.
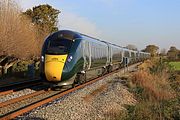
116, 59, 180, 120
169, 62, 180, 71
131, 70, 175, 101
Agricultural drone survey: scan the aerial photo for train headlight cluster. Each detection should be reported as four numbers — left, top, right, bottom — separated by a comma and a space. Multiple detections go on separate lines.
67, 56, 73, 62
41, 56, 44, 62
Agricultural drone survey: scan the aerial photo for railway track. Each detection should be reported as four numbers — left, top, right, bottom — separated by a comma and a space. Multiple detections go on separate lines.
0, 78, 41, 96
0, 63, 140, 120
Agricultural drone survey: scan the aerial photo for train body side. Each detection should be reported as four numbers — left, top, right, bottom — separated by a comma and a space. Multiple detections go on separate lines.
40, 30, 111, 86
40, 30, 150, 87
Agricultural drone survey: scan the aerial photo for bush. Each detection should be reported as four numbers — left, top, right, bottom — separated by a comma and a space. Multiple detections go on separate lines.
12, 60, 33, 72
118, 59, 179, 120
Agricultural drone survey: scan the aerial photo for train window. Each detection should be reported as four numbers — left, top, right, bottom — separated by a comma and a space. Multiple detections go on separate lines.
90, 43, 108, 68
131, 52, 135, 58
124, 51, 130, 57
112, 48, 122, 63
46, 39, 72, 55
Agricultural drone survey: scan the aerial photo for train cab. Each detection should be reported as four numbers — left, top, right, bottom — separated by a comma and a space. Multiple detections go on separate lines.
40, 30, 83, 86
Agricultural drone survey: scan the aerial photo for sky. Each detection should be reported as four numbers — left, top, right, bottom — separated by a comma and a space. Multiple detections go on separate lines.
15, 0, 180, 50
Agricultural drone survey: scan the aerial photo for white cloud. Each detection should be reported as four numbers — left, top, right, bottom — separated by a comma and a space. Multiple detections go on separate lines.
59, 12, 103, 38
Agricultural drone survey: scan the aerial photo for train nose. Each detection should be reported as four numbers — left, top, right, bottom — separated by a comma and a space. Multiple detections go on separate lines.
45, 54, 67, 82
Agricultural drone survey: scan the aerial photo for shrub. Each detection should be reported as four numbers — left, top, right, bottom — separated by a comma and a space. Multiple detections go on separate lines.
12, 60, 33, 72
119, 59, 179, 120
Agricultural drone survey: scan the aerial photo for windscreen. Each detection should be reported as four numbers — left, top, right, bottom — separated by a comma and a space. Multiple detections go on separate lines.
46, 38, 72, 55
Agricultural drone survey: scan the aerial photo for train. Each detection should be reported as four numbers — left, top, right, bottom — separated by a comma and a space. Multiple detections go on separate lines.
40, 30, 150, 88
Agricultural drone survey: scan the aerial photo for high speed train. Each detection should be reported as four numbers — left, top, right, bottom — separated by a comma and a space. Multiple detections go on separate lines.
40, 30, 150, 87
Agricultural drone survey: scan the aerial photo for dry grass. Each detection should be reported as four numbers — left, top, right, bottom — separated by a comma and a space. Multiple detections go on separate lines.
0, 0, 49, 59
116, 59, 180, 120
138, 59, 154, 71
132, 60, 175, 101
132, 66, 175, 101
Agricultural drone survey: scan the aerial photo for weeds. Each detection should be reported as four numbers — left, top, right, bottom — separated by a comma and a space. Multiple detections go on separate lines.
118, 58, 180, 120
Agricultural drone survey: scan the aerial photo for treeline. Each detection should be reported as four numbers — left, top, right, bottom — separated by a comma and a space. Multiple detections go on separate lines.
0, 0, 60, 60
142, 45, 180, 60
166, 46, 180, 61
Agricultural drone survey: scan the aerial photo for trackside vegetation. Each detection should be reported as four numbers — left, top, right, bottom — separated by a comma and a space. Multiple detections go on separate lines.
169, 62, 180, 71
116, 59, 180, 120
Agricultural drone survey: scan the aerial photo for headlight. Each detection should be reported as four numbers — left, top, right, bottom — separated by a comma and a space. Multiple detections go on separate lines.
67, 56, 73, 62
41, 56, 44, 62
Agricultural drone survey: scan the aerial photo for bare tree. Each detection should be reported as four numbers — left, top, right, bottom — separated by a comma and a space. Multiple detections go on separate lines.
0, 0, 45, 59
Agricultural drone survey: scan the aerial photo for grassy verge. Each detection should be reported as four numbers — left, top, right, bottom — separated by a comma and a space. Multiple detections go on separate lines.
117, 59, 180, 120
169, 61, 180, 71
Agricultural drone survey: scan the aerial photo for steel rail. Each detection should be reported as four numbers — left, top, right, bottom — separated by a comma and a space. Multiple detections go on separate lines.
0, 78, 40, 88
0, 80, 41, 96
0, 90, 47, 108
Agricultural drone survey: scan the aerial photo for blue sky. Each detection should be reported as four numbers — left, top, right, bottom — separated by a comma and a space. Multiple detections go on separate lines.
16, 0, 180, 50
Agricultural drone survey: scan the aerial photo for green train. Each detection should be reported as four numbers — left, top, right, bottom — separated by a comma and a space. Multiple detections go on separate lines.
40, 30, 150, 88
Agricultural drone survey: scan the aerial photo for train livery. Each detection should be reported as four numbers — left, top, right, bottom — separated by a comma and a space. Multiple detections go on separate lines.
40, 30, 150, 87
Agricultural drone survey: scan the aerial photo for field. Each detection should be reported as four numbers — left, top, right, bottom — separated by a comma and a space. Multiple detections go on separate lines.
169, 61, 180, 71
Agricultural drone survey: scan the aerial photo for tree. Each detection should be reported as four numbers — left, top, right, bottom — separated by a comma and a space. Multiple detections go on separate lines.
23, 4, 60, 52
23, 4, 60, 33
167, 46, 179, 60
142, 45, 159, 57
126, 44, 138, 51
0, 0, 39, 59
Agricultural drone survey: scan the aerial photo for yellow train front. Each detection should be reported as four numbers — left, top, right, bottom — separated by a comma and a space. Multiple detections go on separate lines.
40, 30, 84, 87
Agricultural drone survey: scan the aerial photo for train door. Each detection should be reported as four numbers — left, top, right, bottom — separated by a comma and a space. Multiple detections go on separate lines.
82, 41, 91, 70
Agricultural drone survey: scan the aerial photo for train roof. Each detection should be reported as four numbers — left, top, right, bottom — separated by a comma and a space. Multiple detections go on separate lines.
52, 30, 150, 55
50, 30, 82, 41
64, 30, 125, 48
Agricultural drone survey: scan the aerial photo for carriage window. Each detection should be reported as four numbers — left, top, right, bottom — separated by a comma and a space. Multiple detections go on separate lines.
46, 39, 72, 55
124, 51, 130, 57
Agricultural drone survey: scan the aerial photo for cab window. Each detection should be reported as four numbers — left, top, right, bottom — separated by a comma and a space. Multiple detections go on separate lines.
46, 39, 72, 55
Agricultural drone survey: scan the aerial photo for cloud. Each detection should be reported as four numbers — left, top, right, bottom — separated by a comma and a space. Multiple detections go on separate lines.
59, 12, 103, 38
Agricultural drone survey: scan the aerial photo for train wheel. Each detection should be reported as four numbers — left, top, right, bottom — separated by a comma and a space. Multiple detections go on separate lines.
72, 83, 76, 88
76, 73, 86, 85
102, 67, 107, 75
51, 86, 62, 91
108, 65, 112, 73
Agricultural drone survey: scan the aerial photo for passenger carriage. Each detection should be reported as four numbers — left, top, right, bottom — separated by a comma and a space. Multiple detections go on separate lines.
40, 30, 150, 87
